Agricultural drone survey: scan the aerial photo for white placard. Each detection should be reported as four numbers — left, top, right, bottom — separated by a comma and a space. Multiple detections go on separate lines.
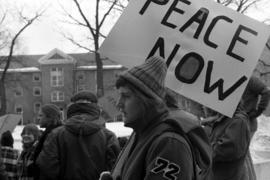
100, 0, 270, 117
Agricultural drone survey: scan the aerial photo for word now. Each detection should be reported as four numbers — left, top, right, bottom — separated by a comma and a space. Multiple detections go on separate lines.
147, 37, 248, 101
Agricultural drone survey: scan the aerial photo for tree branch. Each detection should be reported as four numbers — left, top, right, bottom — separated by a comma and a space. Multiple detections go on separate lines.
258, 59, 270, 67
73, 0, 95, 38
260, 71, 270, 76
266, 42, 270, 50
103, 0, 128, 12
0, 11, 7, 24
60, 32, 94, 52
58, 2, 88, 27
1, 12, 43, 81
240, 0, 257, 13
99, 0, 118, 28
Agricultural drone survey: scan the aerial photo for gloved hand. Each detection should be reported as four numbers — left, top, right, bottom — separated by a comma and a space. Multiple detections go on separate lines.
248, 109, 263, 119
99, 171, 113, 180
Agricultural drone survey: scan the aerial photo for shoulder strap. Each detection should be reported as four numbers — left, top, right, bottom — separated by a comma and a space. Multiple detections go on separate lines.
152, 122, 198, 180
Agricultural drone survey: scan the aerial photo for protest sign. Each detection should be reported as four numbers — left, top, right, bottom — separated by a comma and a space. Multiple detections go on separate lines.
100, 0, 270, 117
0, 114, 22, 136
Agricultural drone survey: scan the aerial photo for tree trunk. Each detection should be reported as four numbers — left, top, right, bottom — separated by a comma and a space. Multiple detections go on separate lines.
0, 81, 6, 116
96, 51, 104, 97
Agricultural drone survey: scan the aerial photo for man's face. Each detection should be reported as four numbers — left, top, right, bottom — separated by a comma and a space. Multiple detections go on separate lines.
38, 110, 50, 128
117, 86, 143, 129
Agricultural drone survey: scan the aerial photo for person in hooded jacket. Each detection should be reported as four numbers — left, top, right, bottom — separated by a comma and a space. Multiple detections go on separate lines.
69, 91, 121, 171
36, 91, 118, 180
201, 103, 254, 180
100, 56, 198, 180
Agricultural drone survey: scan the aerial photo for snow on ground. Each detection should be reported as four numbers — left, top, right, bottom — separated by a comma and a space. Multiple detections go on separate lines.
11, 116, 270, 163
250, 115, 270, 163
12, 122, 133, 151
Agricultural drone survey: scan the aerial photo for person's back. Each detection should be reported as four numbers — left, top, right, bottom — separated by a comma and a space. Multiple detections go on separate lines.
70, 90, 120, 171
41, 116, 107, 180
0, 146, 8, 180
1, 131, 19, 180
37, 92, 113, 180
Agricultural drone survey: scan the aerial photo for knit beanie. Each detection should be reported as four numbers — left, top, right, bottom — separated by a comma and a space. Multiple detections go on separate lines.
1, 130, 14, 147
41, 104, 61, 122
67, 103, 100, 119
71, 91, 98, 104
119, 56, 167, 101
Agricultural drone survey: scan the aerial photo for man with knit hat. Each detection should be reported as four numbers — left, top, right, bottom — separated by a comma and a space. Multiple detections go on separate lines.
37, 91, 120, 180
70, 90, 121, 170
100, 56, 202, 180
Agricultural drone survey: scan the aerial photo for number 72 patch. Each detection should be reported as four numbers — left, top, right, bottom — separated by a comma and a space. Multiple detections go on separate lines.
150, 157, 181, 180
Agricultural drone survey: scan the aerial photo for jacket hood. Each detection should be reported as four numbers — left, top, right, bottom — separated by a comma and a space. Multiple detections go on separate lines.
165, 109, 212, 177
64, 114, 105, 136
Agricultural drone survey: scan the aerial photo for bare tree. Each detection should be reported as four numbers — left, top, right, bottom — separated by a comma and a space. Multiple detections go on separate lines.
0, 11, 11, 52
215, 0, 264, 14
0, 11, 43, 115
59, 0, 128, 97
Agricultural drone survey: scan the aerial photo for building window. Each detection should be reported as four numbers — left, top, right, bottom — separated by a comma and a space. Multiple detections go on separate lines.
15, 105, 23, 114
15, 87, 23, 97
33, 73, 41, 82
34, 102, 41, 113
51, 91, 65, 102
51, 67, 64, 87
33, 87, 41, 96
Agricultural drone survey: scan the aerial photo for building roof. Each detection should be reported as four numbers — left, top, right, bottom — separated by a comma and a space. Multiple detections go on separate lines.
0, 48, 123, 70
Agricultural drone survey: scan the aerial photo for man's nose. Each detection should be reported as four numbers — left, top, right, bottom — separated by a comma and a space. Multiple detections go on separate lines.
116, 98, 124, 111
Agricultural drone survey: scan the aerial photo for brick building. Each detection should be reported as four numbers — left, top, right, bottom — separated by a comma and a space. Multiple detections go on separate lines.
1, 48, 125, 124
2, 39, 270, 124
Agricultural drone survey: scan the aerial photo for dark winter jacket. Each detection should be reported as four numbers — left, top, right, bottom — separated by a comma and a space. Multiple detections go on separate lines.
31, 124, 61, 180
208, 108, 252, 180
242, 76, 270, 133
36, 113, 114, 180
168, 109, 212, 180
242, 76, 270, 117
103, 128, 121, 171
17, 141, 38, 180
112, 107, 201, 180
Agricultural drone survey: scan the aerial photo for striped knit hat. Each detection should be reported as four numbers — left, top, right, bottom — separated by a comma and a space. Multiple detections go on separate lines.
120, 56, 167, 101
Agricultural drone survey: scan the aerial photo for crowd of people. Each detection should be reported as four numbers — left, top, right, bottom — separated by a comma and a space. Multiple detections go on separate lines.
0, 91, 121, 180
0, 56, 269, 180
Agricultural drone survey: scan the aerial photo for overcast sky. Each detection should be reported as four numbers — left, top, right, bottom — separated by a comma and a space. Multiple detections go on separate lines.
3, 0, 270, 55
